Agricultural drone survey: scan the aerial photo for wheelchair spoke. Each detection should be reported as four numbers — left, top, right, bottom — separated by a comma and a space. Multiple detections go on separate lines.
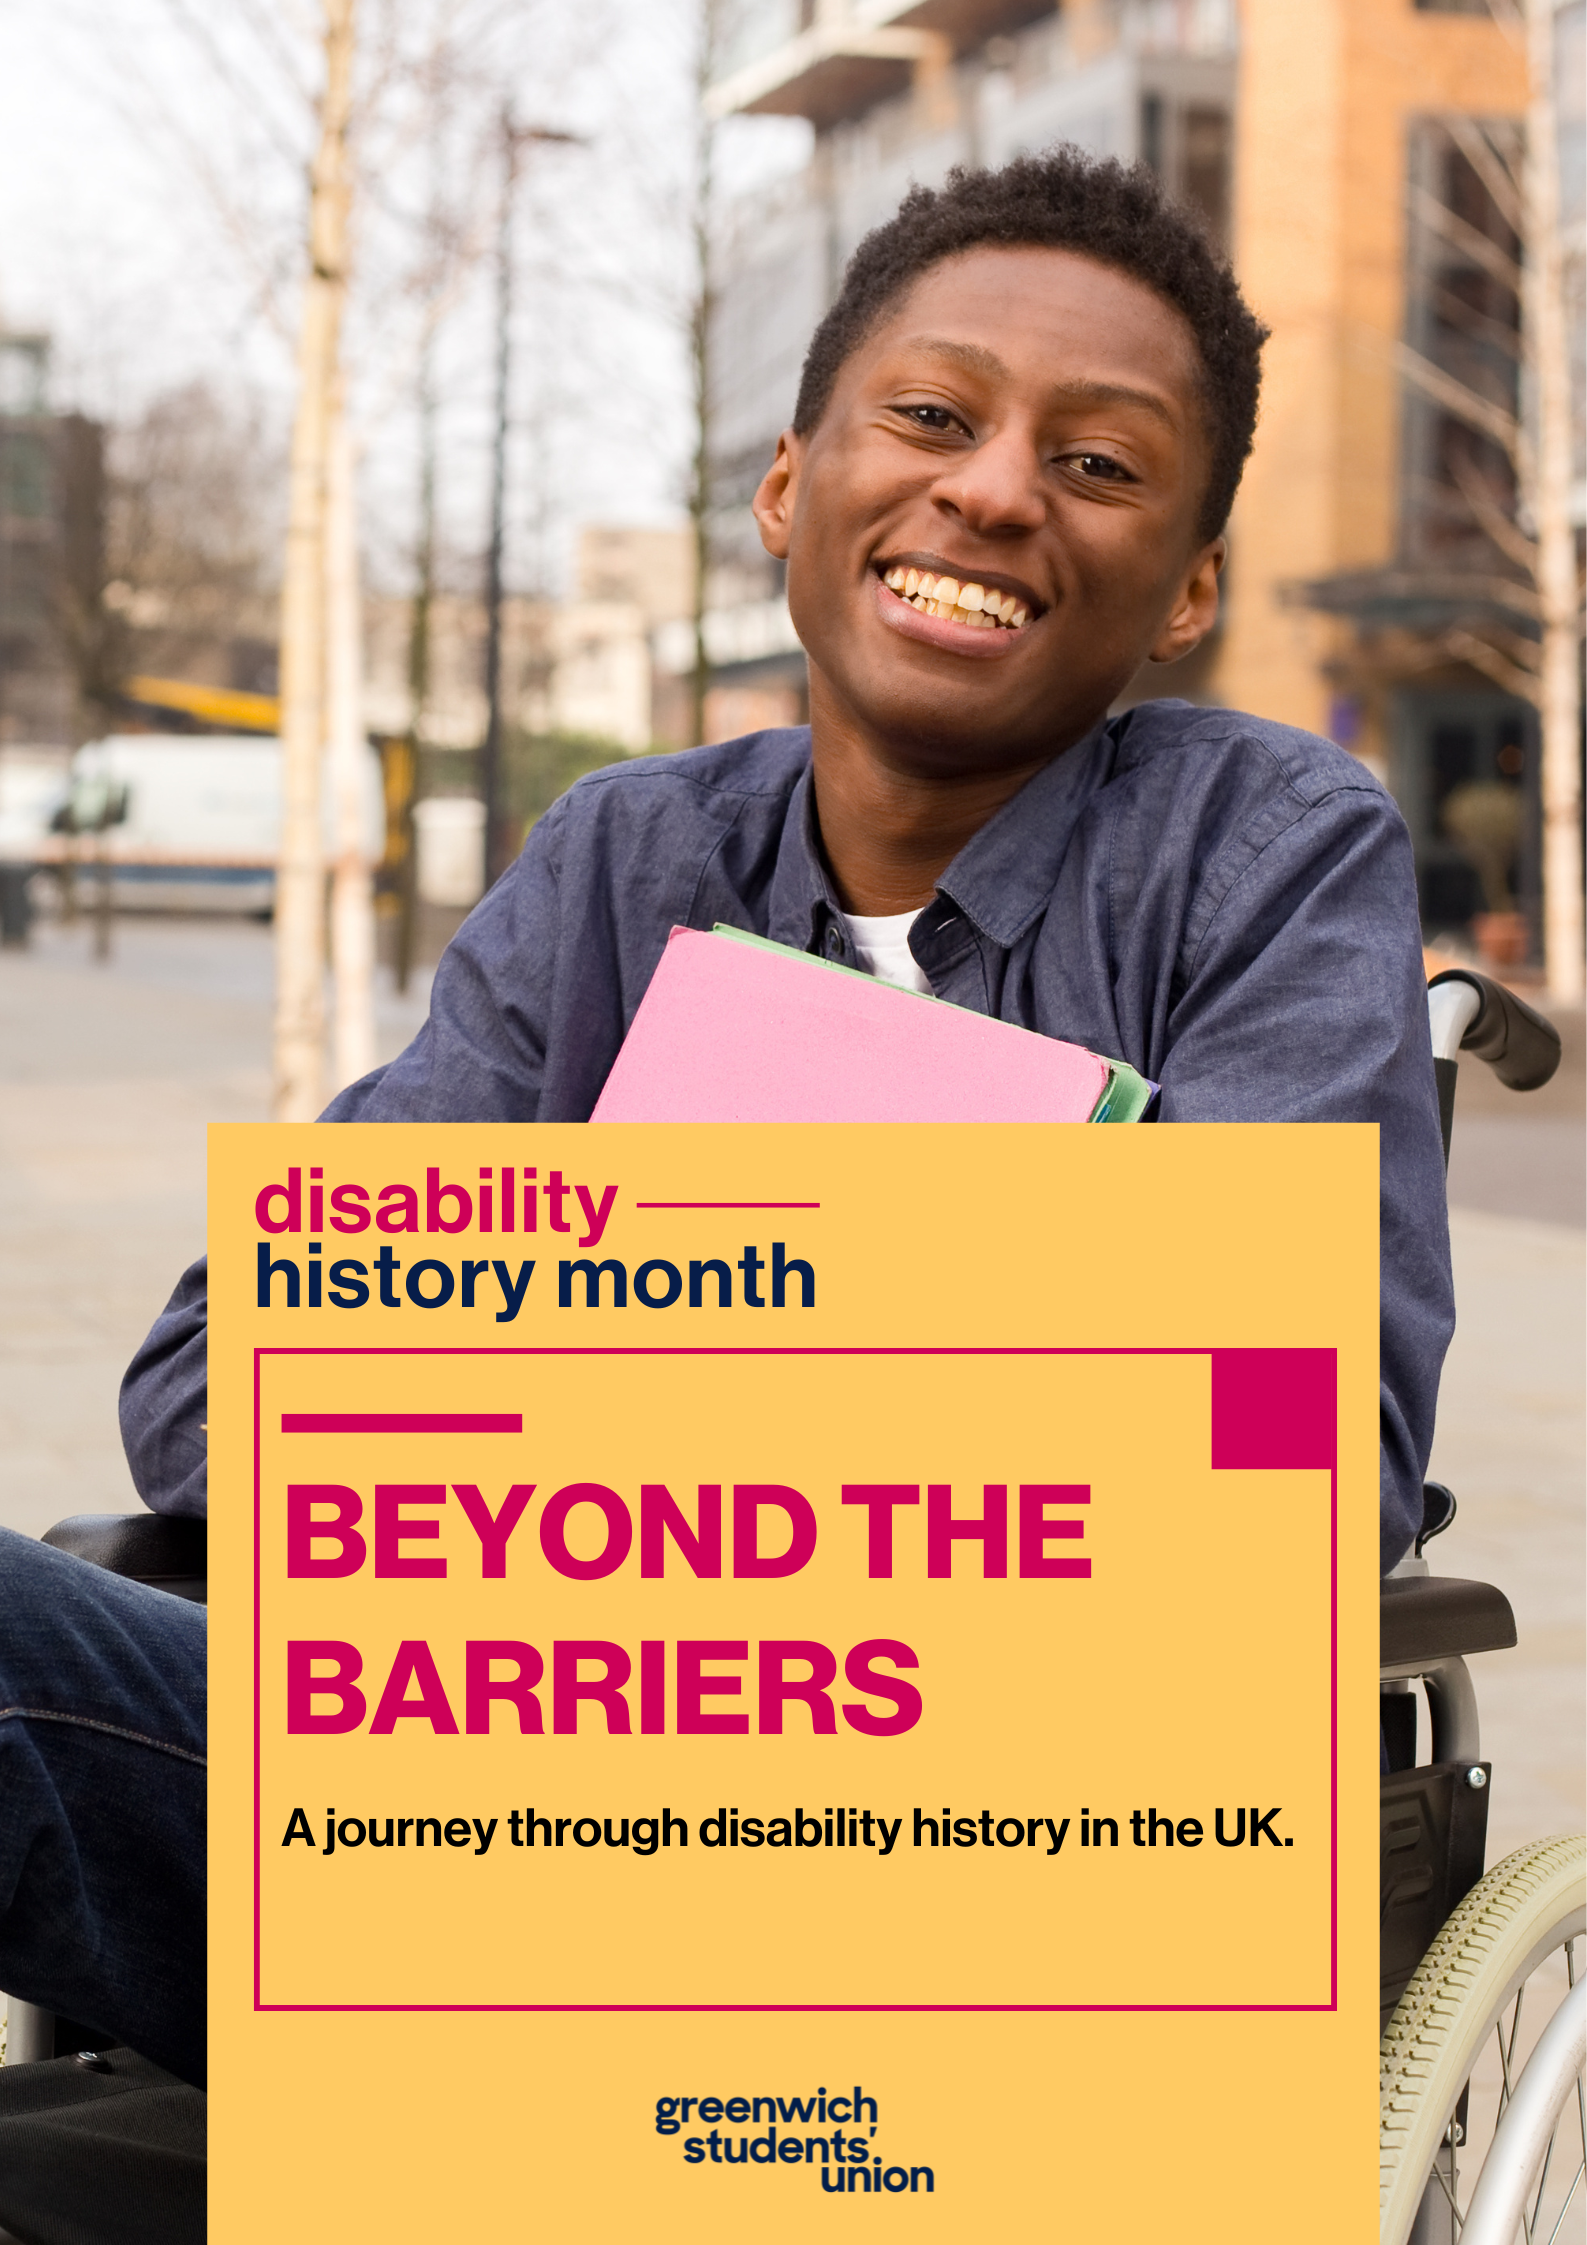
1525, 2115, 1552, 2242
1525, 1952, 1586, 2245
1571, 1938, 1585, 2201
1527, 1940, 1587, 2245
1535, 2017, 1586, 2245
1498, 1986, 1528, 2118
1540, 2156, 1582, 2245
1529, 2102, 1568, 2239
1428, 2131, 1462, 2223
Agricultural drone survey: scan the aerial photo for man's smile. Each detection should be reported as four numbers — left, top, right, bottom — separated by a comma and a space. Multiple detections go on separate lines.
876, 553, 1041, 628
871, 559, 1040, 661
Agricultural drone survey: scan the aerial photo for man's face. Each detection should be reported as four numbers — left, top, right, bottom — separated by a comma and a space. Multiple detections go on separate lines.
754, 244, 1224, 776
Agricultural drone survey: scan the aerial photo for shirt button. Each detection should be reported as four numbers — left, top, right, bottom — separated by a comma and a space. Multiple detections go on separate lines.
824, 927, 845, 958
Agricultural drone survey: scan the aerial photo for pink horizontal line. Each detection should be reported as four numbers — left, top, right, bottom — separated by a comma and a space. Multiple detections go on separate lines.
632, 1201, 821, 1209
258, 2000, 1336, 2015
258, 1347, 1220, 1359
280, 1412, 522, 1434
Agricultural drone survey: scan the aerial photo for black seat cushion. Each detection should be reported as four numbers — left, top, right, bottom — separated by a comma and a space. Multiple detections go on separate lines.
40, 1517, 206, 1604
0, 2049, 203, 2245
1381, 1574, 1517, 1669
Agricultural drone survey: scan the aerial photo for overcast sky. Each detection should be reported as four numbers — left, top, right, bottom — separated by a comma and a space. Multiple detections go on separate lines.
0, 0, 810, 595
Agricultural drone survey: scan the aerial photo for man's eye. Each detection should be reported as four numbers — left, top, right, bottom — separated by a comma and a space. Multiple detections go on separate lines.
1070, 452, 1132, 480
896, 404, 959, 432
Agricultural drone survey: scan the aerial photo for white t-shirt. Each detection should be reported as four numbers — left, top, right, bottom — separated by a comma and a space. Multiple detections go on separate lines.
842, 907, 932, 996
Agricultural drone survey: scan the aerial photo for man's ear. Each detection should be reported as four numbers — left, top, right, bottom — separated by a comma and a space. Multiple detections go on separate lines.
752, 430, 802, 560
1147, 537, 1225, 665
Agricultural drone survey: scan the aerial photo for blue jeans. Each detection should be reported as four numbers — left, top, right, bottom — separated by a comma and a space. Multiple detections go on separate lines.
0, 1527, 205, 2087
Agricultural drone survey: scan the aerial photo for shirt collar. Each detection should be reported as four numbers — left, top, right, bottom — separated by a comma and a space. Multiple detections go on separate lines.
933, 719, 1114, 948
766, 760, 841, 953
762, 720, 1114, 958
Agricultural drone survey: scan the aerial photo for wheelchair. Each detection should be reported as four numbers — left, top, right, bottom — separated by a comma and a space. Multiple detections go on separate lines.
0, 970, 1579, 2245
1379, 967, 1584, 2245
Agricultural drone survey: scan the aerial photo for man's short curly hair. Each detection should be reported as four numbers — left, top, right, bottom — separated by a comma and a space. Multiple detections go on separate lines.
792, 147, 1268, 543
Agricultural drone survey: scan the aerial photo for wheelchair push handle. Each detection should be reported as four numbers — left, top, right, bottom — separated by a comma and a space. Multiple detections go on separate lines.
1426, 967, 1561, 1169
1427, 967, 1561, 1090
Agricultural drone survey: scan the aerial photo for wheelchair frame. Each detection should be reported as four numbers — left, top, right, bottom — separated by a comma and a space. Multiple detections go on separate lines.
1377, 970, 1585, 2244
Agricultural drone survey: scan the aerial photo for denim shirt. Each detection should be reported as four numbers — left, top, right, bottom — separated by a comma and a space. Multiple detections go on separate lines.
120, 701, 1453, 1567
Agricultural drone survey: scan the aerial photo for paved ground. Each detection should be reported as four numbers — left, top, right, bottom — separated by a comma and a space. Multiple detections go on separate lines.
1445, 997, 1586, 1228
0, 917, 428, 1535
1433, 1002, 1586, 1850
0, 916, 1579, 1857
1430, 1209, 1585, 1855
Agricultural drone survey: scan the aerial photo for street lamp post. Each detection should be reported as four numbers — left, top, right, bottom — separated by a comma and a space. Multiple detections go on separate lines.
480, 112, 582, 894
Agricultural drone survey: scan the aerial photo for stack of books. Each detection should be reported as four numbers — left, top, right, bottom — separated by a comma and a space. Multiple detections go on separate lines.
592, 926, 1154, 1125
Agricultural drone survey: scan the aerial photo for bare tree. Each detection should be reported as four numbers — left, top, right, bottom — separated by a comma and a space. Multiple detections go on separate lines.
327, 397, 376, 1091
373, 20, 517, 984
50, 382, 281, 730
688, 0, 725, 750
396, 328, 437, 992
54, 0, 626, 1042
1521, 0, 1582, 1003
275, 0, 357, 1124
1395, 5, 1584, 1001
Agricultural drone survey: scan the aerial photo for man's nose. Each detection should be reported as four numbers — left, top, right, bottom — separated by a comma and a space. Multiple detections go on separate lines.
928, 427, 1047, 537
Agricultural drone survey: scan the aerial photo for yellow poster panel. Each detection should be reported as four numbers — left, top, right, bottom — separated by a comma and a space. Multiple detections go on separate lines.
209, 1121, 1378, 2237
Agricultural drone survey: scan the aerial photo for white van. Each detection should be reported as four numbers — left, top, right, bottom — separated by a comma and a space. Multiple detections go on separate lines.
65, 734, 386, 914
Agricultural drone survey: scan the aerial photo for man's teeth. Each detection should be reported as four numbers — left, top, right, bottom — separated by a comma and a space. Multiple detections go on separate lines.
882, 566, 1029, 630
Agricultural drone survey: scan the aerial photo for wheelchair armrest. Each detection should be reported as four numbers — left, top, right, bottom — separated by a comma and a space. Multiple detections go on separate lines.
42, 1514, 207, 1604
1381, 1573, 1516, 1671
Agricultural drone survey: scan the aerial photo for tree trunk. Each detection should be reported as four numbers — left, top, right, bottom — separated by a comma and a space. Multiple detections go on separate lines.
689, 0, 719, 750
274, 0, 357, 1121
1524, 0, 1583, 1004
481, 105, 514, 892
398, 329, 438, 996
327, 398, 376, 1091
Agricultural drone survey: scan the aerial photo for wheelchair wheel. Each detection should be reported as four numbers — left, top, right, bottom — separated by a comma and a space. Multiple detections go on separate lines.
1380, 1832, 1586, 2244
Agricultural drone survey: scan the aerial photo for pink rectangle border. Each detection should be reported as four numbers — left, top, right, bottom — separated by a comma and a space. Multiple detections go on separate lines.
251, 1344, 1339, 2017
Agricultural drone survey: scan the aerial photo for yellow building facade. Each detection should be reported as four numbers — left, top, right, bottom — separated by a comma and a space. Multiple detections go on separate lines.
1218, 0, 1529, 757
706, 0, 1564, 951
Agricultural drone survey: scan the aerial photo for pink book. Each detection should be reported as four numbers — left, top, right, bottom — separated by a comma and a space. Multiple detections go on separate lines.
591, 926, 1152, 1124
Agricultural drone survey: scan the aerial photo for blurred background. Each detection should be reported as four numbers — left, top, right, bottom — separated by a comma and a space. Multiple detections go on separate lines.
0, 0, 1579, 1846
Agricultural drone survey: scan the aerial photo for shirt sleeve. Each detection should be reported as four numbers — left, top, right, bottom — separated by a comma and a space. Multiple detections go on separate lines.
118, 802, 575, 1513
323, 796, 566, 1123
119, 1255, 210, 1518
1154, 781, 1454, 1572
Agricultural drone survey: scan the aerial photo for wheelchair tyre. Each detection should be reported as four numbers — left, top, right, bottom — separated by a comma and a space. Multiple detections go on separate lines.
1379, 1831, 1586, 2245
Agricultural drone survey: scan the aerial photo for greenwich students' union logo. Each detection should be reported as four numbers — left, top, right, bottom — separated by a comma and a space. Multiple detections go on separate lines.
654, 2083, 934, 2196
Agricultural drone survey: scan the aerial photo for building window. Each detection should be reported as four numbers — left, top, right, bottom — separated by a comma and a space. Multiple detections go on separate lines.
1140, 92, 1164, 177
1137, 94, 1232, 251
0, 428, 51, 521
1401, 117, 1522, 565
1181, 105, 1232, 245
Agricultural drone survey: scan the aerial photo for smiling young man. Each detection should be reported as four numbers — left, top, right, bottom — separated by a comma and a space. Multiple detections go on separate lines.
0, 146, 1446, 2084
122, 149, 1453, 1576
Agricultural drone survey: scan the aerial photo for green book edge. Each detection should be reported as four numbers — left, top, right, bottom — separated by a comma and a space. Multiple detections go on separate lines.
704, 922, 1154, 1124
